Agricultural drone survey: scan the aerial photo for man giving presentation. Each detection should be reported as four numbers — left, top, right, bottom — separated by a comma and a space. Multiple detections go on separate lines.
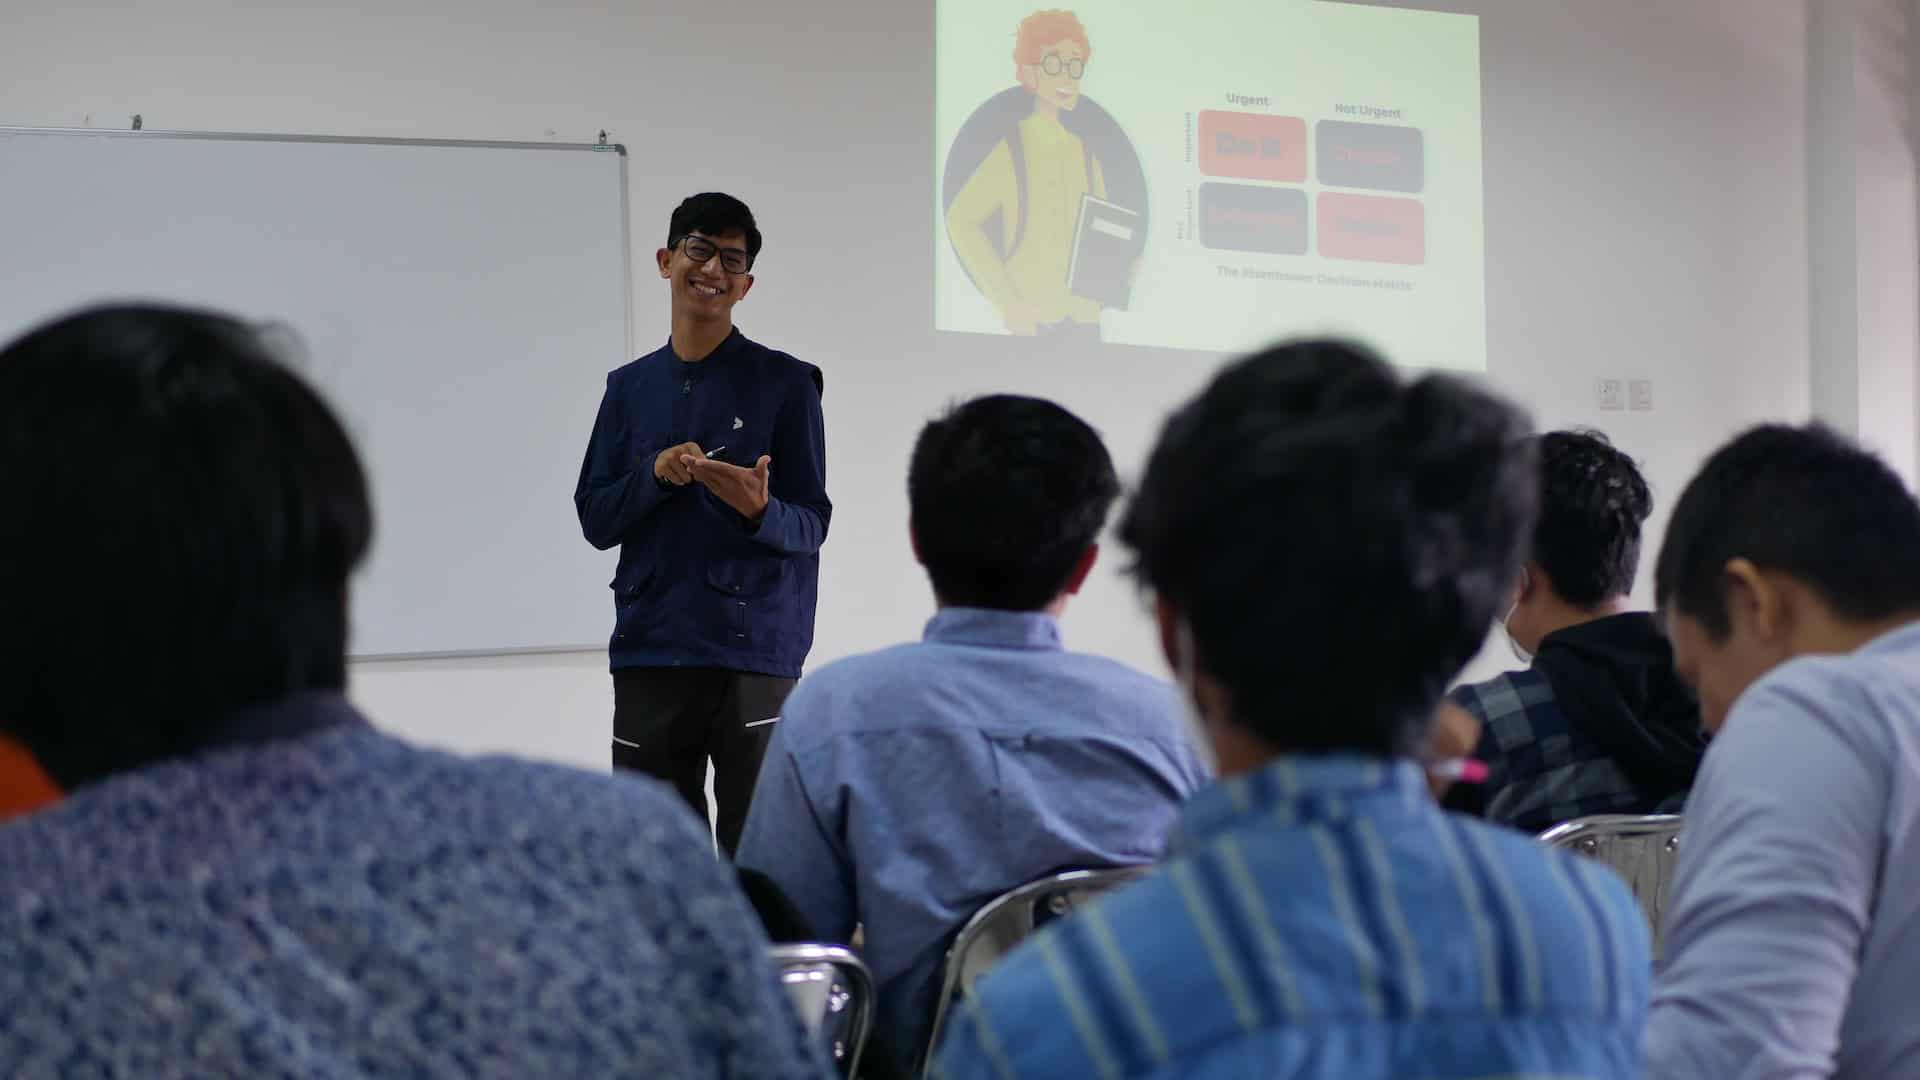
574, 192, 830, 856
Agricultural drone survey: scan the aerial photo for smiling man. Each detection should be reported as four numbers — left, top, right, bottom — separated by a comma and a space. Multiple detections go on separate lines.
1644, 423, 1920, 1079
574, 192, 830, 856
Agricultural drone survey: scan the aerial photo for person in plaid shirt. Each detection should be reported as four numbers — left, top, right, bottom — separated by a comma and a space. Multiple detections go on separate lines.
1438, 431, 1706, 833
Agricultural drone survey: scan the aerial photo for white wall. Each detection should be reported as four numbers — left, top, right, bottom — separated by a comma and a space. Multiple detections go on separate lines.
1, 0, 1906, 761
1836, 0, 1920, 487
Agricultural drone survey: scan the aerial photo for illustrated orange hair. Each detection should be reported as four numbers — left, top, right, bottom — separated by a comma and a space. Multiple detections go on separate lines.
1012, 10, 1092, 81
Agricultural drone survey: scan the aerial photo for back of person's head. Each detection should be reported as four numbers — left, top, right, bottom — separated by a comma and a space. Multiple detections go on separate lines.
908, 394, 1120, 611
1531, 429, 1653, 606
1655, 422, 1920, 637
668, 192, 763, 259
1119, 339, 1536, 757
0, 304, 372, 789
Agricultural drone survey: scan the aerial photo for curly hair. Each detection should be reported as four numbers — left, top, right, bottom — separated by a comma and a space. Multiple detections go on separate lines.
1013, 10, 1091, 80
1531, 430, 1654, 606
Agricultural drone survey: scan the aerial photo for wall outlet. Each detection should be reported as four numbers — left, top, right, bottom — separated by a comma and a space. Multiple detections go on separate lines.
1597, 378, 1625, 411
1629, 378, 1654, 411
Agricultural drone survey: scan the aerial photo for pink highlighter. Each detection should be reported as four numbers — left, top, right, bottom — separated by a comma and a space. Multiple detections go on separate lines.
1426, 757, 1489, 785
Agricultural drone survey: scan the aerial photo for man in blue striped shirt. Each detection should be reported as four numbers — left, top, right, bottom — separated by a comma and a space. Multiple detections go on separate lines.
932, 340, 1651, 1080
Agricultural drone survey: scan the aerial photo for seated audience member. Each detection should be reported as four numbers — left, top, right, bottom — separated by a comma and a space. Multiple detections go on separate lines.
735, 395, 1209, 1063
1439, 430, 1705, 831
933, 341, 1650, 1080
1643, 424, 1920, 1079
0, 306, 825, 1078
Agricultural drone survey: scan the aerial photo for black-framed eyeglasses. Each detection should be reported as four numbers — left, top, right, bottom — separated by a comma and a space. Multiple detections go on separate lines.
1040, 54, 1085, 79
680, 234, 753, 274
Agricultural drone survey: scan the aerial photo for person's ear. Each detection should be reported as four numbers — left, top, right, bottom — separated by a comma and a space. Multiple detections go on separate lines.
1017, 64, 1038, 92
656, 248, 673, 279
736, 274, 755, 301
1061, 544, 1099, 597
1722, 557, 1784, 641
1517, 561, 1541, 604
908, 519, 925, 567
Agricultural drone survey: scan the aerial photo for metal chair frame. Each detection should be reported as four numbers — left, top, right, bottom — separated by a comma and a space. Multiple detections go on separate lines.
920, 866, 1150, 1075
771, 942, 876, 1078
1539, 813, 1683, 952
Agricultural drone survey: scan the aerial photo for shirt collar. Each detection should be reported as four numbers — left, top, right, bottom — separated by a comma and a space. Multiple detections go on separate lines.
1860, 617, 1920, 657
923, 607, 1063, 651
1175, 753, 1428, 849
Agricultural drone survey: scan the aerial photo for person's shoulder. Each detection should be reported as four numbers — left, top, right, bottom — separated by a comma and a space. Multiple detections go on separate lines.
1707, 650, 1910, 788
385, 738, 720, 874
1450, 813, 1647, 930
607, 342, 673, 384
1059, 653, 1183, 718
1068, 651, 1173, 689
1758, 642, 1914, 710
779, 641, 944, 734
456, 749, 696, 822
1732, 645, 1915, 751
1449, 667, 1551, 718
734, 332, 822, 392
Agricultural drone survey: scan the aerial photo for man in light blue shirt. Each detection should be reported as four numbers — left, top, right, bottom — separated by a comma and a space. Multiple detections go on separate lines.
933, 340, 1650, 1080
1646, 423, 1920, 1079
735, 395, 1208, 1068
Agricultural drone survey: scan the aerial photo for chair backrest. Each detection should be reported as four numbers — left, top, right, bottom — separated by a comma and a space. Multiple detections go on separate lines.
1539, 813, 1683, 952
921, 866, 1150, 1075
770, 943, 875, 1077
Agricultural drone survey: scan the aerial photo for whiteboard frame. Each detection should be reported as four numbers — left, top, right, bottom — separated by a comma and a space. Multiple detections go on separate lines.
0, 126, 637, 660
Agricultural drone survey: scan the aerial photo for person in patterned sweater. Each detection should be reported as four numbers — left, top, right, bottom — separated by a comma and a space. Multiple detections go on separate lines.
0, 304, 828, 1079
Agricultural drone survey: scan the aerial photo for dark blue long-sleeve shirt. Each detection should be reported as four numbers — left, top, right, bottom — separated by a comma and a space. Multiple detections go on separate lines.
575, 327, 829, 677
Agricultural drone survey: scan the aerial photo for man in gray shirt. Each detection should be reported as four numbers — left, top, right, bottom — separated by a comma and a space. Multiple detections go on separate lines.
1645, 423, 1920, 1079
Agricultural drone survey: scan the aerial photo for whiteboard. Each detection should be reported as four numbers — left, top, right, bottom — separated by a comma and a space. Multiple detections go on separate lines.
0, 127, 631, 657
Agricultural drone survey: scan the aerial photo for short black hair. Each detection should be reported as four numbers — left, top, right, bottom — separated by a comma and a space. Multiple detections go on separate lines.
0, 304, 372, 789
1655, 422, 1920, 637
1119, 340, 1536, 757
1531, 429, 1653, 606
908, 394, 1121, 611
667, 192, 763, 261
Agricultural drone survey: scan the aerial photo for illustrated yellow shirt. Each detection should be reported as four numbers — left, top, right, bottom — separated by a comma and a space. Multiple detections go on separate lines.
946, 111, 1108, 326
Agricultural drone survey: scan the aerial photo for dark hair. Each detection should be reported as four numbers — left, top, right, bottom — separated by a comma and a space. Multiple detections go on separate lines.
1655, 423, 1920, 638
1119, 340, 1536, 757
667, 192, 763, 261
0, 304, 372, 789
908, 394, 1121, 611
1531, 429, 1653, 606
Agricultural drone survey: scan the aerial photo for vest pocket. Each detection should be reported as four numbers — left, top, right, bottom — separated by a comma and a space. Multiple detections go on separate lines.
705, 558, 786, 648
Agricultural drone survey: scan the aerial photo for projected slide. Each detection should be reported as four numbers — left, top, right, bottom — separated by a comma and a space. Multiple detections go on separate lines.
935, 1, 1486, 370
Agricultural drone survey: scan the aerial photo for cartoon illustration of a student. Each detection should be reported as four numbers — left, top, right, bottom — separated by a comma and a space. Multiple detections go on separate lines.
945, 10, 1115, 340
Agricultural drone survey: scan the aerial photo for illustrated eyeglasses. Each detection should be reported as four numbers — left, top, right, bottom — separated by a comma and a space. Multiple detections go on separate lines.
680, 235, 753, 274
1040, 54, 1085, 79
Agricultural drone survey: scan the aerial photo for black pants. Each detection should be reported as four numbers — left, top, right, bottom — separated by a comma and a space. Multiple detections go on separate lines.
612, 666, 794, 858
